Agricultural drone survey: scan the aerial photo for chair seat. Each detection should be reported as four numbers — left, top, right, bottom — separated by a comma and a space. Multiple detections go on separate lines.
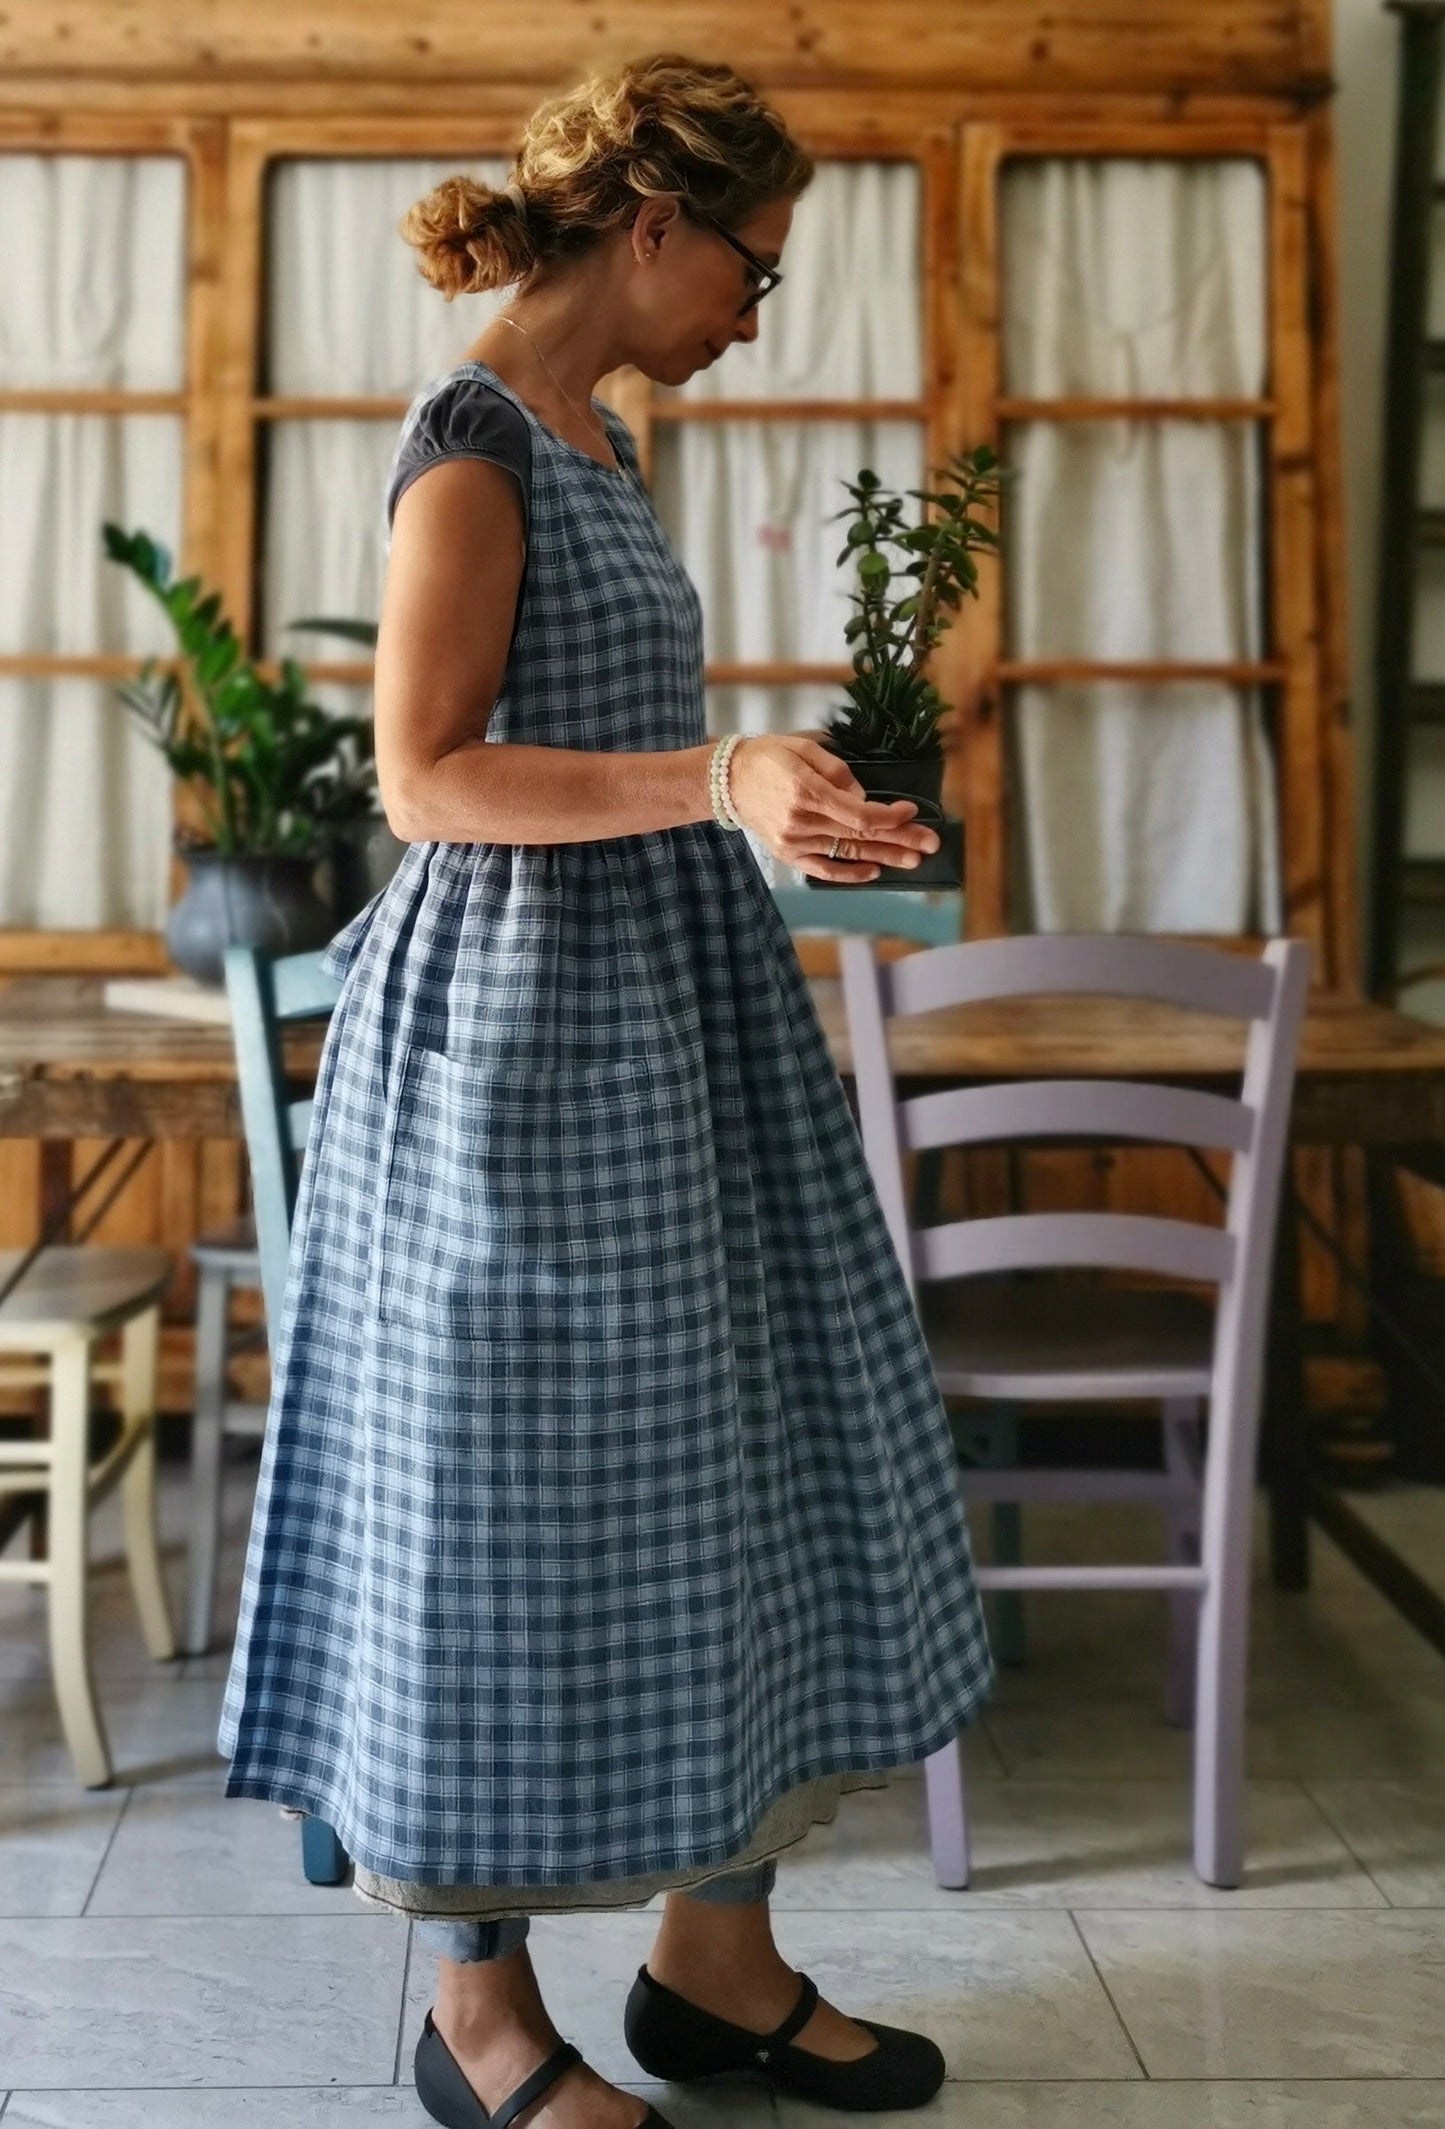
189, 1211, 260, 1272
919, 1277, 1214, 1401
0, 1245, 172, 1341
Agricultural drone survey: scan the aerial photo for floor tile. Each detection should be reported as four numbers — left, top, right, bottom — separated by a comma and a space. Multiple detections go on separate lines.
767, 1776, 1383, 1908
0, 1675, 229, 1788
773, 2084, 1445, 2127
1306, 1781, 1445, 1907
0, 1784, 127, 1917
84, 1786, 364, 1915
1076, 1909, 1445, 2078
184, 1651, 239, 1682
628, 2089, 779, 2124
4, 1467, 1443, 2120
735, 1911, 1141, 2084
984, 1684, 1445, 1782
1341, 1492, 1445, 1606
0, 1585, 188, 1688
402, 1907, 1140, 2085
0, 2093, 756, 2128
0, 2096, 432, 2126
0, 1915, 406, 2087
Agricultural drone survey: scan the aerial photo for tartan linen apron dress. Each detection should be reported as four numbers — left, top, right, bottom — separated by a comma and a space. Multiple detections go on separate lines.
217, 361, 995, 1896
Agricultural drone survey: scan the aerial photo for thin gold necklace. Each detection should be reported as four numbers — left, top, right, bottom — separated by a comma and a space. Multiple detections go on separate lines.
494, 314, 617, 469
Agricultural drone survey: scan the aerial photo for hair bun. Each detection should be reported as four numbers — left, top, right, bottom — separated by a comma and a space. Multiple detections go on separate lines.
400, 54, 811, 303
398, 172, 536, 303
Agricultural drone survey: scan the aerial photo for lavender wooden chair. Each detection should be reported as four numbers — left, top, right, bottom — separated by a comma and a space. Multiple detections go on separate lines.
840, 932, 1310, 1889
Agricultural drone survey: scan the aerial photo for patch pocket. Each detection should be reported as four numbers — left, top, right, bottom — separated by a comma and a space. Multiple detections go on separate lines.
373, 1041, 688, 1343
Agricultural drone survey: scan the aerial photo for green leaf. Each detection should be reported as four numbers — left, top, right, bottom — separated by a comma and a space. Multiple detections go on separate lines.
283, 615, 380, 648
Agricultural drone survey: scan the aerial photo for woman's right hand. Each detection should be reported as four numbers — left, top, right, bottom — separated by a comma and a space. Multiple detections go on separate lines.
724, 734, 941, 882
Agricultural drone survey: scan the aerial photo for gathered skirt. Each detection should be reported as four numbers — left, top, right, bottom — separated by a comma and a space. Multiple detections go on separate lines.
351, 1766, 888, 1921
220, 832, 994, 1886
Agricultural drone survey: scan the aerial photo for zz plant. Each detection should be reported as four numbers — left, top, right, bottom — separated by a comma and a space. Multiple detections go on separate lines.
101, 524, 378, 858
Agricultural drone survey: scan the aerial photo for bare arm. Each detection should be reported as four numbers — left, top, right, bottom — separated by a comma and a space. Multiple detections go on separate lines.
373, 448, 943, 876
374, 454, 713, 845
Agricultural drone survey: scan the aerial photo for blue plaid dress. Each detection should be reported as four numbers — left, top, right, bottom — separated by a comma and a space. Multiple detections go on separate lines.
218, 361, 994, 1887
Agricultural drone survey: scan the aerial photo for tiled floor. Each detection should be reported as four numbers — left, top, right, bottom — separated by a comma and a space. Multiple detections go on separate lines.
2, 1449, 1444, 2125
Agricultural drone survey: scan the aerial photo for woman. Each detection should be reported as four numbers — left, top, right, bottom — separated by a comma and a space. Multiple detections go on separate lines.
219, 50, 994, 2129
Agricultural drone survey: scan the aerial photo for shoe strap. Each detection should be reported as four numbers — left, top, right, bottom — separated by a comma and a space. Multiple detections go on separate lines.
765, 1972, 819, 2051
491, 2038, 582, 2129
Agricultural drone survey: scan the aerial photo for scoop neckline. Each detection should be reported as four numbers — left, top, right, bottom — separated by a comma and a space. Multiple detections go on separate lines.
453, 357, 627, 478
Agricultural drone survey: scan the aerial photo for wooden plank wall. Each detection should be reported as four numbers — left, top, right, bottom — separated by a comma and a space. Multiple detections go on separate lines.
0, 3, 1334, 100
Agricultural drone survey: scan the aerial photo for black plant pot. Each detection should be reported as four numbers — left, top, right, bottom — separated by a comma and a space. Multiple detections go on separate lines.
165, 847, 338, 987
326, 814, 408, 924
808, 748, 963, 890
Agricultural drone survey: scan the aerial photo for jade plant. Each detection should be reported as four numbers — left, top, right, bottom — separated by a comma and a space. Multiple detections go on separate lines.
101, 524, 378, 857
824, 443, 1011, 763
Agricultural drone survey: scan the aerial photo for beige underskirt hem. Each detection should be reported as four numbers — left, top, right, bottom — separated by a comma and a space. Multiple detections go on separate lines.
351, 1768, 889, 1922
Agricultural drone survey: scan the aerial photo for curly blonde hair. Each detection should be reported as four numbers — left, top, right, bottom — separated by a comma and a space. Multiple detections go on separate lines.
398, 51, 814, 302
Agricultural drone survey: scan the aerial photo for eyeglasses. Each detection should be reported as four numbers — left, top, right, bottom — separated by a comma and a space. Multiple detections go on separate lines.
687, 206, 783, 315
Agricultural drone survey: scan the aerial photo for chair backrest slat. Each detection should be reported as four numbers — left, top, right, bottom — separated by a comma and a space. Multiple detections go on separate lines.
914, 1210, 1235, 1286
901, 1079, 1254, 1157
840, 931, 1310, 1360
268, 949, 346, 1021
770, 885, 964, 949
223, 944, 343, 1351
884, 933, 1277, 1022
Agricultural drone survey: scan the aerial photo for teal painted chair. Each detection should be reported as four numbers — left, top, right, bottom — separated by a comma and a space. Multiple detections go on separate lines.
770, 885, 964, 949
220, 943, 350, 1886
770, 881, 1026, 1663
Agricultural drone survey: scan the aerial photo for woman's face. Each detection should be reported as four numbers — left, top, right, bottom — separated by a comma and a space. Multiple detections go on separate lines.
628, 193, 794, 384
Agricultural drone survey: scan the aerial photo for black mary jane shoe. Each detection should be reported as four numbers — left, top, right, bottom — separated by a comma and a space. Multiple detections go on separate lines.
415, 2006, 676, 2129
622, 1962, 946, 2113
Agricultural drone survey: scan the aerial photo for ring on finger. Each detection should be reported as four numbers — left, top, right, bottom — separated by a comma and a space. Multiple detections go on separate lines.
828, 835, 843, 859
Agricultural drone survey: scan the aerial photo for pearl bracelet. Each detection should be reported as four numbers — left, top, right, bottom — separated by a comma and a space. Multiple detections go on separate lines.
708, 733, 745, 830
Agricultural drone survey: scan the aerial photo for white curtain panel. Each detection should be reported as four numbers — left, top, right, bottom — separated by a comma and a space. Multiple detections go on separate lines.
1000, 157, 1282, 934
0, 155, 186, 928
262, 157, 512, 719
672, 160, 923, 407
655, 161, 928, 884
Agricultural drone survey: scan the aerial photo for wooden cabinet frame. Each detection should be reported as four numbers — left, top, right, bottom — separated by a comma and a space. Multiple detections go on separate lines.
0, 85, 1352, 996
946, 118, 1336, 976
0, 8, 1364, 1400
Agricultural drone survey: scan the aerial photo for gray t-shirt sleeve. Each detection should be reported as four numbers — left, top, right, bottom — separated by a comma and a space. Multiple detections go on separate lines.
386, 374, 532, 544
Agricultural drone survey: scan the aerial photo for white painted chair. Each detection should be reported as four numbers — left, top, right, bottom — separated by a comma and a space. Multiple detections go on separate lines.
183, 1212, 268, 1658
841, 932, 1310, 1889
0, 1246, 179, 1785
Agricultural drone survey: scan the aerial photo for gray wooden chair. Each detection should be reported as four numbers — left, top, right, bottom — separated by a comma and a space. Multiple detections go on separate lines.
204, 942, 347, 1885
840, 931, 1310, 1888
183, 1212, 268, 1658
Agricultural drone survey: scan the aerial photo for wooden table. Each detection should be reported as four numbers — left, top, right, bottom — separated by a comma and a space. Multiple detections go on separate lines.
3, 972, 1444, 1647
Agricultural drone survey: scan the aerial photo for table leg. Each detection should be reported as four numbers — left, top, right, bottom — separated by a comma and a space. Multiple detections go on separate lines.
1264, 1175, 1310, 1591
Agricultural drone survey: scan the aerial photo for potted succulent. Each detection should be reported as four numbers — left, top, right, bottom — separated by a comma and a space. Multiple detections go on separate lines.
814, 442, 1010, 889
103, 525, 391, 984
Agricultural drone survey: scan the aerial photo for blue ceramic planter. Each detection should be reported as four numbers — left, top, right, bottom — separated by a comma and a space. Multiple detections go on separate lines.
165, 848, 336, 986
